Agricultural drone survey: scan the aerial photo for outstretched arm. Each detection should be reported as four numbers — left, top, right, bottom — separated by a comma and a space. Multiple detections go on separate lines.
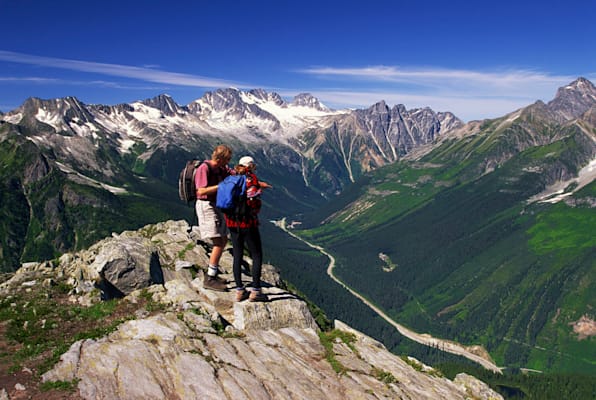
197, 185, 219, 196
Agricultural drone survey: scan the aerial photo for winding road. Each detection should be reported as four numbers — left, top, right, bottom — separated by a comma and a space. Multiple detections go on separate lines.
274, 218, 503, 374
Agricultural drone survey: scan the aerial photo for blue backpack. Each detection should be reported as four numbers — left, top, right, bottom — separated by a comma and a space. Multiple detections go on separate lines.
216, 175, 247, 216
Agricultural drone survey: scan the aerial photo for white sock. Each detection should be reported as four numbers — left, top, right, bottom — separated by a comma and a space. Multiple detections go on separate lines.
207, 264, 218, 277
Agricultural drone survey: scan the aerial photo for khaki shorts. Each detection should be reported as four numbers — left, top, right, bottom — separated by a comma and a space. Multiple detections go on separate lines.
196, 200, 228, 240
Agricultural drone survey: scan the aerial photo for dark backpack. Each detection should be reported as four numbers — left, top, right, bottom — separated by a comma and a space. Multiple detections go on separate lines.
215, 174, 247, 217
178, 160, 211, 203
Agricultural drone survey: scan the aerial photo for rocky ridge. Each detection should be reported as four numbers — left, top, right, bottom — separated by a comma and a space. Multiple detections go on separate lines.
0, 220, 502, 400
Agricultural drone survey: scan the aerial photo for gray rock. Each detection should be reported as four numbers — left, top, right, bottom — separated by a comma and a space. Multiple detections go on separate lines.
175, 260, 194, 271
9, 219, 502, 400
90, 236, 163, 297
233, 289, 318, 331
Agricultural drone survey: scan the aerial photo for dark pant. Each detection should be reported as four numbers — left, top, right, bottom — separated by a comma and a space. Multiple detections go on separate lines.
229, 226, 263, 290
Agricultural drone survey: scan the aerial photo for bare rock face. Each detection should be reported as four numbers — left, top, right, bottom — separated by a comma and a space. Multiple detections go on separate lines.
2, 219, 503, 400
90, 236, 163, 298
23, 153, 51, 185
42, 313, 503, 400
454, 373, 503, 400
547, 77, 596, 121
232, 291, 318, 331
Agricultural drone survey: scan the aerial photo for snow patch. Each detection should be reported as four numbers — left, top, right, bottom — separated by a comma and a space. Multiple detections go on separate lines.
528, 156, 596, 204
69, 121, 100, 139
55, 161, 127, 194
35, 108, 66, 131
256, 102, 346, 139
119, 139, 137, 152
130, 102, 162, 121
196, 91, 347, 142
1, 112, 23, 124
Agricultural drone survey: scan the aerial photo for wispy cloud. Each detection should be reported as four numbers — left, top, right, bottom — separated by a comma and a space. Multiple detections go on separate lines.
293, 89, 534, 122
0, 76, 61, 83
299, 65, 576, 93
0, 75, 168, 91
296, 65, 591, 121
0, 50, 248, 89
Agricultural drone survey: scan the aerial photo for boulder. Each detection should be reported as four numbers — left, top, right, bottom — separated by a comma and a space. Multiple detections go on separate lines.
90, 236, 163, 298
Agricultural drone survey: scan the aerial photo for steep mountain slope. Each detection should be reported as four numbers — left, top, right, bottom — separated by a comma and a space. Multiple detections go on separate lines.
0, 122, 192, 271
0, 89, 458, 272
295, 78, 596, 374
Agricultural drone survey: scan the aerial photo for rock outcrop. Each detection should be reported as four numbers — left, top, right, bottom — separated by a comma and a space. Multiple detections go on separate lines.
0, 220, 503, 400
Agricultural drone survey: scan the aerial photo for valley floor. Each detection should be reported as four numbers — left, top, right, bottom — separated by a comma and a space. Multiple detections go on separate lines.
273, 218, 503, 374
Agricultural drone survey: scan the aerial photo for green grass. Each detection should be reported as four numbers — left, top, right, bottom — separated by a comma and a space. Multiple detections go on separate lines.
318, 329, 358, 374
0, 280, 136, 375
527, 204, 596, 254
294, 133, 595, 375
40, 379, 80, 392
372, 366, 398, 384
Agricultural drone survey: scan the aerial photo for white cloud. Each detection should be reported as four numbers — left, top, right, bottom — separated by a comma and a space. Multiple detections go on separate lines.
295, 65, 595, 121
311, 90, 534, 121
300, 65, 576, 92
0, 76, 60, 83
0, 50, 247, 89
0, 75, 167, 91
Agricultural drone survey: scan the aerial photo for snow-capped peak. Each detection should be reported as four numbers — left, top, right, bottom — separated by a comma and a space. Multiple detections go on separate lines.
187, 88, 346, 141
290, 93, 331, 112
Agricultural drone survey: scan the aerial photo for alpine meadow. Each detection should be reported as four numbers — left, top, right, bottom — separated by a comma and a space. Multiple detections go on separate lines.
1, 78, 595, 398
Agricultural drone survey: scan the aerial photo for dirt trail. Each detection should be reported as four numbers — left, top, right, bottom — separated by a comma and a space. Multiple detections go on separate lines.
274, 218, 503, 374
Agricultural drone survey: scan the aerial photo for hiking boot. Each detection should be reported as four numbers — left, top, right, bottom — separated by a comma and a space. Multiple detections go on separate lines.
202, 270, 229, 284
203, 276, 228, 292
249, 290, 268, 302
235, 288, 249, 302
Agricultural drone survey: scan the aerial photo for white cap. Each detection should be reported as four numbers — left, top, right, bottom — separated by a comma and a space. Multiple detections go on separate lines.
238, 156, 255, 167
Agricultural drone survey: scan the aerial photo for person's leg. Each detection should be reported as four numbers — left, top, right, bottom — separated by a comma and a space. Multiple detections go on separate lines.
245, 227, 267, 302
209, 236, 227, 272
229, 228, 249, 301
244, 227, 263, 289
197, 201, 228, 290
209, 207, 229, 272
229, 228, 245, 289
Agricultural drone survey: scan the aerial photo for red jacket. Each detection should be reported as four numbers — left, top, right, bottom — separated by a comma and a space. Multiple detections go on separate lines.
225, 172, 262, 229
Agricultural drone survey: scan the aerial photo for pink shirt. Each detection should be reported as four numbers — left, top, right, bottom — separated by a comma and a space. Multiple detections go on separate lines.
194, 160, 233, 202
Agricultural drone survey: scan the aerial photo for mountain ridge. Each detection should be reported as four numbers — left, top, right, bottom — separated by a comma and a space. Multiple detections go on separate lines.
0, 78, 594, 274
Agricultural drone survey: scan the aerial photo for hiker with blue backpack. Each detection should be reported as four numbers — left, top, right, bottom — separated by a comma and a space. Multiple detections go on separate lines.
194, 144, 234, 291
224, 156, 272, 302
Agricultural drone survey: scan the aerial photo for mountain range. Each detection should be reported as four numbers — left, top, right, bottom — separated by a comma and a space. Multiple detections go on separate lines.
0, 77, 595, 379
0, 86, 462, 271
1, 87, 462, 191
292, 77, 596, 375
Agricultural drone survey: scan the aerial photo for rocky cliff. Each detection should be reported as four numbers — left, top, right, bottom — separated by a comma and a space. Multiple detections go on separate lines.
0, 220, 502, 400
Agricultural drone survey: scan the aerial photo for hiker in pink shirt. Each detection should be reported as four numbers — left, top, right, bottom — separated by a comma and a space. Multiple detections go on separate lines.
194, 145, 234, 291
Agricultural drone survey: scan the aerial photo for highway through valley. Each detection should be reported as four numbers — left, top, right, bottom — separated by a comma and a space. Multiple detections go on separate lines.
274, 218, 503, 374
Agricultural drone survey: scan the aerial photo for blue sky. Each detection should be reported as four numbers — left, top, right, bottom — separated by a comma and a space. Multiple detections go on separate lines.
1, 0, 595, 122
